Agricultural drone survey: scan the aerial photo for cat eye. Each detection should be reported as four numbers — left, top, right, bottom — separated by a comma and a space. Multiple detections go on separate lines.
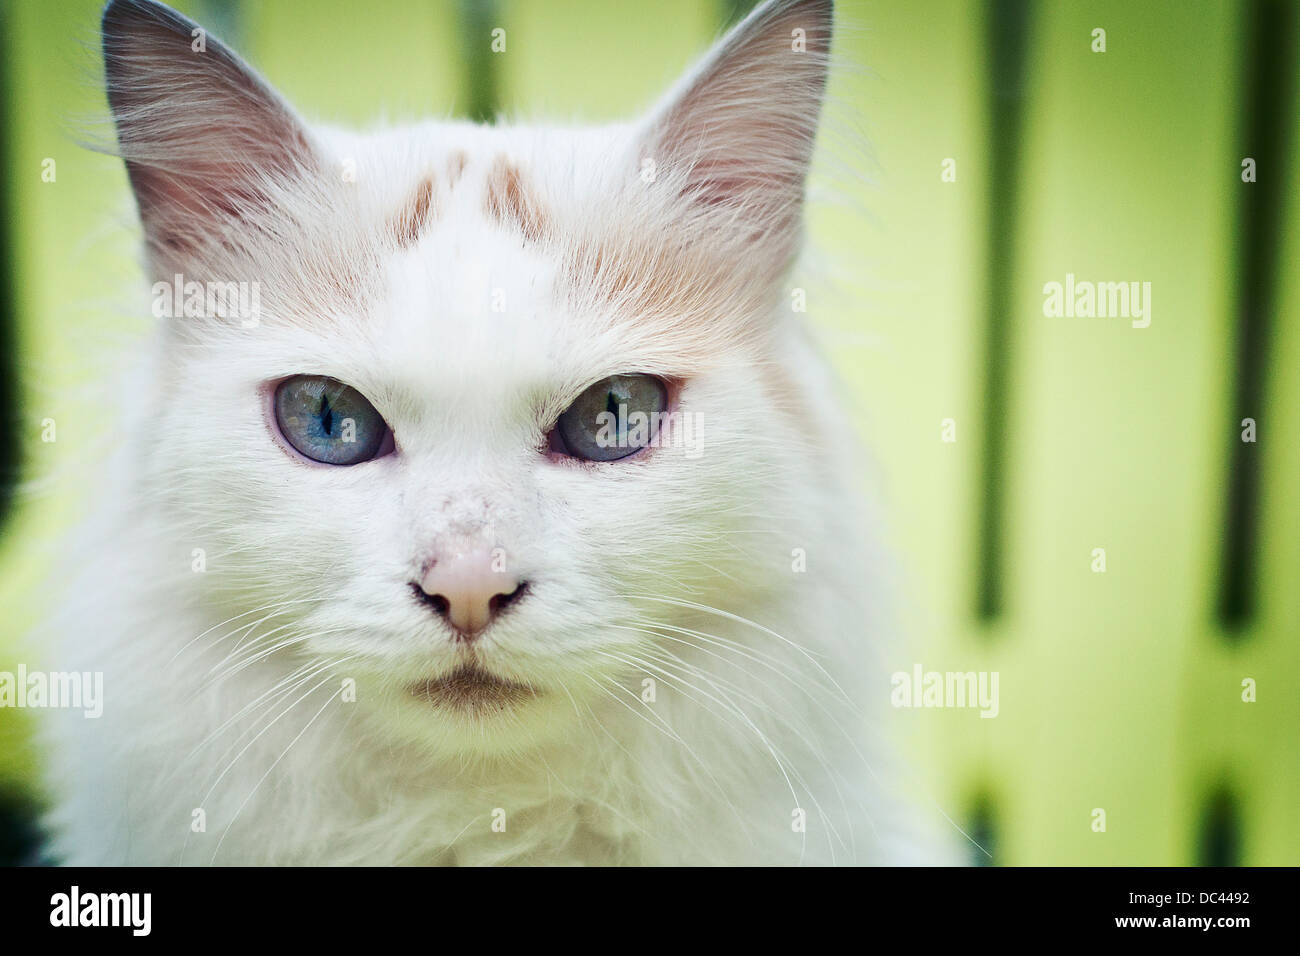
553, 374, 668, 462
273, 375, 391, 465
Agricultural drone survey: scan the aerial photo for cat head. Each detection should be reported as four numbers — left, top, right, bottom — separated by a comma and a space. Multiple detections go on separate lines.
101, 0, 836, 756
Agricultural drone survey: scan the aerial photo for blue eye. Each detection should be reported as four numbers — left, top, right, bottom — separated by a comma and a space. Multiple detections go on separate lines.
273, 375, 390, 465
554, 374, 667, 462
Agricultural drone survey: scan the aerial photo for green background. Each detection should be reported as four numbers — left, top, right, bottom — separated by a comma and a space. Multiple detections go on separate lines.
0, 0, 1296, 865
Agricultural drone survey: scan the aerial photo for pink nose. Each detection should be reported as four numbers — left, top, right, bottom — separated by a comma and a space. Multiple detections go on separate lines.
417, 545, 524, 638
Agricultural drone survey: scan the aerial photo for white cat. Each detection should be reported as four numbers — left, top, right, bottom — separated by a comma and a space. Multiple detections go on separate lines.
41, 0, 945, 865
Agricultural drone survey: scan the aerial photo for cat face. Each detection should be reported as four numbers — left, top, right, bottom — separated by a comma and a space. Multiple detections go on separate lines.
103, 0, 832, 756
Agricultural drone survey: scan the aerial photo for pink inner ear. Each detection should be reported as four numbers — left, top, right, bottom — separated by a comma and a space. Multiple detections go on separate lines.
131, 169, 273, 247
102, 0, 318, 257
676, 154, 801, 209
647, 0, 831, 217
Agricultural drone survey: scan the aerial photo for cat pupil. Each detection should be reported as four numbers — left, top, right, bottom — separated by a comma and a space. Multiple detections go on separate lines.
318, 394, 334, 436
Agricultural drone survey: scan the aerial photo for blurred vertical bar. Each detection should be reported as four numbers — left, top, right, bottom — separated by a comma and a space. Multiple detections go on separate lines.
0, 0, 40, 867
1218, 0, 1296, 632
0, 2, 21, 527
1196, 783, 1241, 867
967, 788, 999, 866
973, 0, 1032, 622
459, 0, 502, 123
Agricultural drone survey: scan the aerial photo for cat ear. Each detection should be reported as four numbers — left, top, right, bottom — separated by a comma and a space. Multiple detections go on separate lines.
101, 0, 318, 261
639, 0, 832, 263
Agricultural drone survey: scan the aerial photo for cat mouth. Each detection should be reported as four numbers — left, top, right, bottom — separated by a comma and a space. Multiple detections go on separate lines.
409, 664, 537, 710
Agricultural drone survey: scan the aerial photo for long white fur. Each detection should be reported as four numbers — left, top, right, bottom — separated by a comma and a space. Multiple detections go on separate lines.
40, 0, 947, 865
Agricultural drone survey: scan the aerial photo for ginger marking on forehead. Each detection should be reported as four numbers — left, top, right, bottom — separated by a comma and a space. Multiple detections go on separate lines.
392, 175, 436, 247
447, 150, 468, 187
484, 157, 549, 242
